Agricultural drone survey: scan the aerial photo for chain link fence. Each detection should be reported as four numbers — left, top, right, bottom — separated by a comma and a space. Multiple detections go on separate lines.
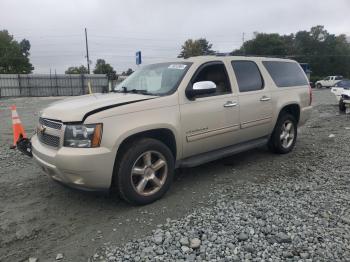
0, 74, 110, 97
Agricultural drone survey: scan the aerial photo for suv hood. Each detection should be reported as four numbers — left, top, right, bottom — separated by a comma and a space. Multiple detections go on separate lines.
41, 93, 157, 122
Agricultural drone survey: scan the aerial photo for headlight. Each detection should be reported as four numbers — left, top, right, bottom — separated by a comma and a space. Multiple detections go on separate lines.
64, 124, 103, 148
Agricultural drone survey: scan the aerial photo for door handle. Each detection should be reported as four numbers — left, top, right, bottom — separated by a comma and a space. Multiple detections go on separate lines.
260, 96, 271, 102
223, 101, 238, 107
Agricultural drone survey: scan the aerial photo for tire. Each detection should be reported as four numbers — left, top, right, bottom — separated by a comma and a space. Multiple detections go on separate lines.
339, 99, 346, 112
114, 138, 174, 205
268, 113, 297, 154
316, 83, 322, 89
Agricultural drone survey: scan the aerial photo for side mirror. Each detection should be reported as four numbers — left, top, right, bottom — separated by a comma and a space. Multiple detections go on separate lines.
186, 81, 216, 99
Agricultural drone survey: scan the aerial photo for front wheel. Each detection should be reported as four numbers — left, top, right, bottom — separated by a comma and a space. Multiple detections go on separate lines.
114, 138, 174, 205
268, 113, 297, 154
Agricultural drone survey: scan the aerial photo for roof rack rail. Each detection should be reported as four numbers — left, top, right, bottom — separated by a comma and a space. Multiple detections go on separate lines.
215, 52, 231, 57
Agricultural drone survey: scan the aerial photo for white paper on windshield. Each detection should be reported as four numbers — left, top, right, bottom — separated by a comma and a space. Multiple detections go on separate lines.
168, 64, 187, 70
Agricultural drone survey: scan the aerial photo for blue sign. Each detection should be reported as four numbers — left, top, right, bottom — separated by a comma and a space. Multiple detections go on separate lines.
136, 51, 142, 65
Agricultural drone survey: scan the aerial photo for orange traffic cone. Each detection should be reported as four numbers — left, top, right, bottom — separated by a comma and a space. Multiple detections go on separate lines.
10, 105, 26, 149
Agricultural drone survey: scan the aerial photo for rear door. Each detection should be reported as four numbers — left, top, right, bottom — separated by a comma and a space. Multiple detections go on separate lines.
231, 60, 273, 140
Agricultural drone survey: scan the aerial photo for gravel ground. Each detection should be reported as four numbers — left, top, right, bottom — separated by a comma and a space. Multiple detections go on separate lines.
1, 90, 350, 261
93, 90, 350, 262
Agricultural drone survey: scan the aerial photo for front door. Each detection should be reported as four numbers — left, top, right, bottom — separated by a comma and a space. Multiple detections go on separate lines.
180, 62, 240, 158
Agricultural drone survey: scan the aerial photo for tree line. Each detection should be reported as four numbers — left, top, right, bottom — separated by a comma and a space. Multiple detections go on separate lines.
65, 60, 134, 79
1, 26, 349, 80
178, 26, 350, 80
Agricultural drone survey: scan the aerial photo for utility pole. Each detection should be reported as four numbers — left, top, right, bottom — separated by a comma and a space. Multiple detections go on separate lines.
85, 28, 90, 74
242, 32, 245, 55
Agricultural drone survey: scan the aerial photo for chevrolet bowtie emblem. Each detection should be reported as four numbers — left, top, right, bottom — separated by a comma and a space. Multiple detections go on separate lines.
38, 125, 46, 134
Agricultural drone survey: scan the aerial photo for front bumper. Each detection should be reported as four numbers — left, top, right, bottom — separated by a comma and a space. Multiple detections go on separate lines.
31, 134, 114, 191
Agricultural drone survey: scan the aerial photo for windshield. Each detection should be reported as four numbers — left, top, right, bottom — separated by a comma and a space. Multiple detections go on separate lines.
115, 62, 192, 95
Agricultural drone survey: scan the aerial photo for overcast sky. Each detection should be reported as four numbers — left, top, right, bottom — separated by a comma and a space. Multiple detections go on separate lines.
1, 0, 349, 73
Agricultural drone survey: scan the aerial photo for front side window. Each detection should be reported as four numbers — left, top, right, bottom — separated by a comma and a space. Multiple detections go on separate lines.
116, 62, 191, 95
231, 61, 264, 92
191, 63, 231, 96
262, 61, 309, 87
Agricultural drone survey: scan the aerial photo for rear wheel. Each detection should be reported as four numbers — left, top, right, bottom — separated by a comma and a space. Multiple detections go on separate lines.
114, 138, 174, 205
268, 113, 297, 154
339, 99, 346, 112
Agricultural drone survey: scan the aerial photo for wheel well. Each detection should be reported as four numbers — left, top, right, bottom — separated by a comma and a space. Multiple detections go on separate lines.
116, 129, 177, 160
279, 104, 300, 123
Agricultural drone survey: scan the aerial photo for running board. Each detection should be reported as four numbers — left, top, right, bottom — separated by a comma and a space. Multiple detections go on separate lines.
177, 137, 268, 168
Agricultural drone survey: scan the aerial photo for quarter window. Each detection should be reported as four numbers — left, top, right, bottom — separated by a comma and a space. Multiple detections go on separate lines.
262, 61, 309, 87
231, 61, 264, 92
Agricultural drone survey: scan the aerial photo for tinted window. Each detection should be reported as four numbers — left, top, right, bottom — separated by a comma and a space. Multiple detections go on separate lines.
192, 63, 231, 96
337, 80, 350, 88
231, 61, 263, 92
263, 61, 309, 87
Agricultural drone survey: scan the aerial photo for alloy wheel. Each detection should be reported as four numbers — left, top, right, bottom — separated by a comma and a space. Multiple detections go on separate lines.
280, 120, 295, 149
130, 151, 168, 196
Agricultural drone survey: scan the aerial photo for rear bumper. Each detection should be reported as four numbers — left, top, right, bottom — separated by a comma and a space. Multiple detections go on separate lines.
31, 134, 115, 191
299, 106, 312, 126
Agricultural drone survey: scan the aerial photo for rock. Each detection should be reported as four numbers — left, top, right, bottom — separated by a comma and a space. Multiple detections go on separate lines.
181, 246, 190, 253
179, 237, 189, 246
245, 245, 255, 253
190, 238, 201, 249
282, 251, 293, 258
155, 247, 164, 255
227, 242, 235, 249
56, 253, 64, 260
300, 252, 310, 259
238, 232, 249, 241
276, 232, 292, 243
153, 235, 163, 244
341, 216, 350, 225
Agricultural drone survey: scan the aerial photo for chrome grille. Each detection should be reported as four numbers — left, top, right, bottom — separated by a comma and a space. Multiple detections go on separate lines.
39, 118, 62, 130
37, 132, 60, 147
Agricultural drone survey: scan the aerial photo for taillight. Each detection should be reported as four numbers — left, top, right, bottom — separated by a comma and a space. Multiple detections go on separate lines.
308, 85, 312, 105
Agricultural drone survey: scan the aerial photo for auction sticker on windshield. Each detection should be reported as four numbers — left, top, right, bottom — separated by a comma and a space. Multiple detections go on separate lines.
168, 64, 187, 70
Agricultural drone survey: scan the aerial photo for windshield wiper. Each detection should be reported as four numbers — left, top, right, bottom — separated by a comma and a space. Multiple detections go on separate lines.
114, 86, 153, 95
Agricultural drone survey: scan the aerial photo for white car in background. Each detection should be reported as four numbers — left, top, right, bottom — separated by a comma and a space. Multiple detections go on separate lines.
331, 79, 350, 112
315, 75, 343, 88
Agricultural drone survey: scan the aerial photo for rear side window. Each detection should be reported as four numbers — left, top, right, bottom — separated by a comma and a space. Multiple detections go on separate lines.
231, 61, 264, 92
262, 61, 308, 87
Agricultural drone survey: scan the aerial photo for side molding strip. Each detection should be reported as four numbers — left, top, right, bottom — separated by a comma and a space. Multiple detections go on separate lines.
241, 117, 272, 129
186, 124, 240, 142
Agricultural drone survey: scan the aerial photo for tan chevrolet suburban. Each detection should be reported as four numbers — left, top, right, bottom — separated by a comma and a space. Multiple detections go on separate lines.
31, 56, 312, 205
